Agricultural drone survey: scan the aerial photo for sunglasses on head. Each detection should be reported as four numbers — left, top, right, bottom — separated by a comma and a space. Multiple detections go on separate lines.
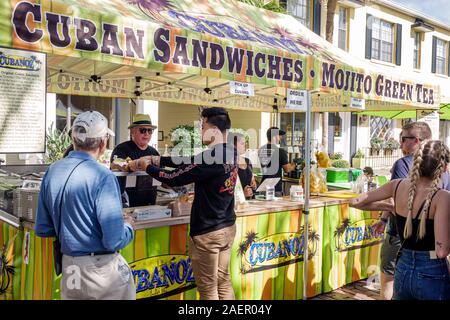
138, 128, 154, 134
400, 136, 417, 143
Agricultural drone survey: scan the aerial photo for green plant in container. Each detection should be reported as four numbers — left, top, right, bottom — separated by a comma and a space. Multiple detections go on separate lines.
44, 124, 72, 164
331, 159, 350, 168
352, 149, 366, 169
354, 149, 365, 158
370, 137, 384, 151
329, 152, 343, 160
383, 138, 400, 151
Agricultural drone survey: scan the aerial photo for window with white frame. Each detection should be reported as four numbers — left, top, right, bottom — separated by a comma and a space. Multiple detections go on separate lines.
436, 38, 447, 75
370, 116, 393, 140
338, 7, 348, 51
371, 18, 394, 63
287, 0, 310, 28
413, 31, 421, 69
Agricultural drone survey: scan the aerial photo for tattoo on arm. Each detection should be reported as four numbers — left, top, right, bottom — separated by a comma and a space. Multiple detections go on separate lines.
436, 241, 443, 248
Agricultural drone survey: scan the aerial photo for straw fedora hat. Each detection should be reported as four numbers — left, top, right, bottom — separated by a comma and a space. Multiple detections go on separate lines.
128, 114, 157, 129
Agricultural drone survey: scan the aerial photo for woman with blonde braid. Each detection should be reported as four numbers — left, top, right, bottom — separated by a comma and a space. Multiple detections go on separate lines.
350, 140, 450, 300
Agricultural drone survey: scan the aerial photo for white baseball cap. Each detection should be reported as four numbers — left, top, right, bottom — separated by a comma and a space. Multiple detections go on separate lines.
72, 111, 115, 141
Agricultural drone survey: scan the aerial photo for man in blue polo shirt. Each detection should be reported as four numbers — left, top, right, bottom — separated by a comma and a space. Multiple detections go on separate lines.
375, 121, 450, 300
36, 111, 135, 300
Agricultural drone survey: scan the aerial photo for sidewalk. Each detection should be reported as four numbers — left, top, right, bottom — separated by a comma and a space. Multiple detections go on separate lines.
311, 279, 381, 300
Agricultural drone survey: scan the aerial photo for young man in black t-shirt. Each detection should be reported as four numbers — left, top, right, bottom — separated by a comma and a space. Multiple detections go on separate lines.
258, 127, 295, 195
129, 107, 238, 300
110, 114, 159, 207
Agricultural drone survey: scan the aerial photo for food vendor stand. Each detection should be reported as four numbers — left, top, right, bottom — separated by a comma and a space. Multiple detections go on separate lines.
0, 0, 440, 300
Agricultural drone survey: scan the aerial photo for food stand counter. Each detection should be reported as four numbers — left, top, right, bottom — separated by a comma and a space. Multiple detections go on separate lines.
0, 194, 382, 300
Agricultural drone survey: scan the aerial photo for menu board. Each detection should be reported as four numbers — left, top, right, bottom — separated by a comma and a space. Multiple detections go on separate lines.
0, 47, 46, 153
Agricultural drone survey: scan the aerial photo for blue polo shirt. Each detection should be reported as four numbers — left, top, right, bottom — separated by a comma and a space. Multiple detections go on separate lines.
35, 151, 134, 256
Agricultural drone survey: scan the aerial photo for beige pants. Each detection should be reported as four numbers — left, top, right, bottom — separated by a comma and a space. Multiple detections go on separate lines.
189, 224, 236, 300
60, 253, 136, 300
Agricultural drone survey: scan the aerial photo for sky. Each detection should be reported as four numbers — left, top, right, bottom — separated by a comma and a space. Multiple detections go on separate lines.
391, 0, 450, 26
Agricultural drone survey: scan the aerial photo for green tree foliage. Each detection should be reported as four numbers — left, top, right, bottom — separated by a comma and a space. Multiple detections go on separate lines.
237, 0, 286, 13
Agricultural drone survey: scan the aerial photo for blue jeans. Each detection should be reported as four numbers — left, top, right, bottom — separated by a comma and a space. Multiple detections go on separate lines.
393, 249, 450, 300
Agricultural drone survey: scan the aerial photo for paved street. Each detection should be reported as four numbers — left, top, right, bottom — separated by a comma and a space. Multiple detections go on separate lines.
312, 279, 381, 300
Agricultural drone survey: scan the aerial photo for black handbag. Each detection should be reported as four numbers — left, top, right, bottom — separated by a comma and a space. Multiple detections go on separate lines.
53, 160, 87, 276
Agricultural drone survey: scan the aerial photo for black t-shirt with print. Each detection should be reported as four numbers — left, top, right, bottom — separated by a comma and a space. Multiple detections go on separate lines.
145, 143, 237, 237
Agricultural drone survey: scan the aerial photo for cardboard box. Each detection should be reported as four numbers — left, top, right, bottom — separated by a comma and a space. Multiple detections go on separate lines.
170, 199, 192, 217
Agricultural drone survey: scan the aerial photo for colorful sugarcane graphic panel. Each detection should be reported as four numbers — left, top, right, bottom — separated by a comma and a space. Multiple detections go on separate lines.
0, 203, 382, 300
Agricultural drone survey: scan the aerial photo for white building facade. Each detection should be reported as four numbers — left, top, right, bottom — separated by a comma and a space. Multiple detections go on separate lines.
285, 0, 450, 164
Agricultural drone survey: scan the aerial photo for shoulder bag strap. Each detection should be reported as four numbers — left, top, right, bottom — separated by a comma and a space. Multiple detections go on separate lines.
56, 159, 88, 240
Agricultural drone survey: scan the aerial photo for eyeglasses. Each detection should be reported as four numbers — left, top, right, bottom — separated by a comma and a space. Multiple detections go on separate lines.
138, 128, 154, 134
400, 136, 417, 143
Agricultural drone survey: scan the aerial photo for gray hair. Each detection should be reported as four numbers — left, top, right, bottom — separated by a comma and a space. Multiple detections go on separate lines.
72, 125, 105, 151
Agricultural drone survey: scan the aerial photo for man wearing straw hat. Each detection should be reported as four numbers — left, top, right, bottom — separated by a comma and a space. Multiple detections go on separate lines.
111, 114, 160, 207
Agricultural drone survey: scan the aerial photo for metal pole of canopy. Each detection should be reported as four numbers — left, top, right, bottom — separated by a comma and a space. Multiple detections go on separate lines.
302, 90, 312, 300
114, 98, 120, 146
67, 95, 72, 129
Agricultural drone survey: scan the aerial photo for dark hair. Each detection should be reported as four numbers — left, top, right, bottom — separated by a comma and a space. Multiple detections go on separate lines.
201, 107, 231, 132
266, 127, 285, 141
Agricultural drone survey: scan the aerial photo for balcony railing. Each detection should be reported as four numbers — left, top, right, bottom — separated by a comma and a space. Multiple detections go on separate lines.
353, 148, 402, 170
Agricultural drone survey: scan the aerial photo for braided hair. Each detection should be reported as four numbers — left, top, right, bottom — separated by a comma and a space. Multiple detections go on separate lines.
405, 140, 450, 239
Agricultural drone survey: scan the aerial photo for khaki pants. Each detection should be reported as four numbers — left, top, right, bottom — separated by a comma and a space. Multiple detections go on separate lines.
189, 224, 236, 300
60, 253, 136, 300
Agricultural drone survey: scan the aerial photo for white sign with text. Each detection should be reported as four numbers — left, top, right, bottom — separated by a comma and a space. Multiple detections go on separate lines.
229, 81, 254, 96
286, 89, 307, 111
350, 97, 365, 110
0, 47, 46, 153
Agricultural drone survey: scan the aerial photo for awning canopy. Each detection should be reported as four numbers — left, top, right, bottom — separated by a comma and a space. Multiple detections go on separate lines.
357, 103, 450, 119
357, 110, 417, 119
0, 0, 440, 112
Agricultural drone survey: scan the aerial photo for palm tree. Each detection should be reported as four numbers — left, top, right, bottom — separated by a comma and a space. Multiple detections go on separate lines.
325, 0, 338, 43
0, 244, 15, 295
307, 230, 320, 256
237, 230, 258, 256
238, 230, 258, 274
334, 218, 350, 251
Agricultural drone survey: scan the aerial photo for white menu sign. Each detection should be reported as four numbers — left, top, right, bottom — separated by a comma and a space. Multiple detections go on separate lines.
229, 81, 254, 96
0, 47, 46, 153
416, 110, 439, 139
350, 97, 365, 110
286, 89, 307, 111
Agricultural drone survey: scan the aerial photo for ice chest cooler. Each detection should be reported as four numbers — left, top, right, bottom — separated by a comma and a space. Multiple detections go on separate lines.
326, 168, 351, 183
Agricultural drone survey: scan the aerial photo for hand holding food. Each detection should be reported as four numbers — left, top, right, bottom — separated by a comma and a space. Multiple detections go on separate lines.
111, 157, 132, 172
